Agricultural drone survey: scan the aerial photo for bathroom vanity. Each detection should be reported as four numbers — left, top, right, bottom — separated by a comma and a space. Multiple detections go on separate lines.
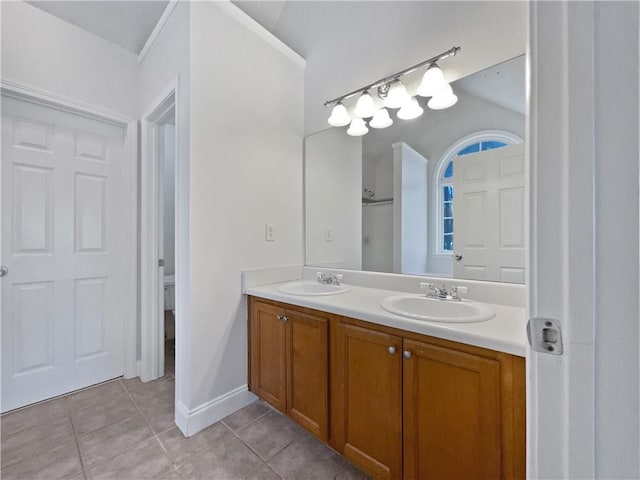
246, 282, 526, 480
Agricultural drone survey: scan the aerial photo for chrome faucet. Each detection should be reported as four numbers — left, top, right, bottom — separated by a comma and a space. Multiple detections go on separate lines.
419, 282, 467, 301
317, 272, 343, 285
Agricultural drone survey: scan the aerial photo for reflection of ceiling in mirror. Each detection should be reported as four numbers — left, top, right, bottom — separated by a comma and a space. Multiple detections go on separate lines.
455, 56, 525, 115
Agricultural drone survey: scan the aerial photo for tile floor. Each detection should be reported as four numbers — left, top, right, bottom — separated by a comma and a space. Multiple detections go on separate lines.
0, 339, 368, 480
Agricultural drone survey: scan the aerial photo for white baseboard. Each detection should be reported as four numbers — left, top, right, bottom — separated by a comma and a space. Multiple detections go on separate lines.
174, 385, 257, 437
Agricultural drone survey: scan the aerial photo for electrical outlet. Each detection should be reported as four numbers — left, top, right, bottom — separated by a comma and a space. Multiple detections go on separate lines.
265, 224, 275, 241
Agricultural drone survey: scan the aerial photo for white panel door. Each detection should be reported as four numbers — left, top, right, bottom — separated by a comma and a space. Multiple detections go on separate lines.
452, 144, 525, 283
1, 96, 126, 412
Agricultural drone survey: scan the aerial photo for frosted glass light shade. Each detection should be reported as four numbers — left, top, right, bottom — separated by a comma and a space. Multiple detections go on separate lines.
383, 80, 410, 109
397, 97, 424, 120
354, 90, 377, 118
369, 108, 393, 129
347, 118, 369, 136
417, 64, 448, 97
428, 85, 458, 110
327, 102, 351, 126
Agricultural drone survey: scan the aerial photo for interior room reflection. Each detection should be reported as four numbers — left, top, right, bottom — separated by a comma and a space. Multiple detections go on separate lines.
305, 55, 526, 283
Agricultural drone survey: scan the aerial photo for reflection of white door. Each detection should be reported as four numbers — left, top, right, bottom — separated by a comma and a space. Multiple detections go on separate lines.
452, 144, 525, 283
1, 96, 126, 412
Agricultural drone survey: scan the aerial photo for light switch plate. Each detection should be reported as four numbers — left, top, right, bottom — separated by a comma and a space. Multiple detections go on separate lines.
265, 224, 275, 242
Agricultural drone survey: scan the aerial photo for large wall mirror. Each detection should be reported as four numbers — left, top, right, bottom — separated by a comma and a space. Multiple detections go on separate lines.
305, 55, 526, 284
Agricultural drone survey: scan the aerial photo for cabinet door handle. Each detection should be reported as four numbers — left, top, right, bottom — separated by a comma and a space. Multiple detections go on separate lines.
388, 346, 397, 354
276, 314, 283, 321
403, 350, 412, 359
282, 316, 289, 322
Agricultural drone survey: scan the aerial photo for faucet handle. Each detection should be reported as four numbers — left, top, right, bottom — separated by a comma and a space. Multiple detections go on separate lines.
451, 285, 468, 299
419, 282, 435, 291
336, 274, 343, 283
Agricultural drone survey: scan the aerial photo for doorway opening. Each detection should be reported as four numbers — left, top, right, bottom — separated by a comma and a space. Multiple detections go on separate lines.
159, 116, 176, 377
141, 86, 177, 382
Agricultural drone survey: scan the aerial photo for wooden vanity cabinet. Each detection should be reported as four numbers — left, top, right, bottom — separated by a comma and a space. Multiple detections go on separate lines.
403, 338, 501, 479
332, 322, 404, 480
248, 297, 525, 480
332, 316, 526, 480
248, 297, 329, 440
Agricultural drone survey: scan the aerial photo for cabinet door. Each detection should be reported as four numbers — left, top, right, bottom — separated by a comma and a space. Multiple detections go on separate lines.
403, 338, 501, 480
334, 321, 403, 480
249, 300, 287, 412
286, 309, 328, 440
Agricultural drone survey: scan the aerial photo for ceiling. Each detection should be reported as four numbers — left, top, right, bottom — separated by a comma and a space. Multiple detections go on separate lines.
25, 1, 169, 55
23, 1, 525, 115
456, 55, 525, 115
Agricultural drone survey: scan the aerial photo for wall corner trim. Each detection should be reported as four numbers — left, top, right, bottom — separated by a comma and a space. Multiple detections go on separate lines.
138, 0, 179, 64
212, 1, 306, 68
174, 385, 257, 437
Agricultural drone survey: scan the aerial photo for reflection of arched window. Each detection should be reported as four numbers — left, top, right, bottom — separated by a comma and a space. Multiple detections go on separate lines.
436, 131, 523, 254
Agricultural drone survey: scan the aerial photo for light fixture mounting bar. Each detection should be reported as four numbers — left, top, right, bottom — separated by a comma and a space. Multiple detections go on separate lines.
323, 46, 461, 107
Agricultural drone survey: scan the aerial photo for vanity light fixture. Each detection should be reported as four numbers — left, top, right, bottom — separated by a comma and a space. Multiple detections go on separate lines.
324, 46, 461, 135
417, 63, 448, 97
327, 101, 351, 126
354, 90, 377, 118
369, 108, 393, 129
347, 117, 369, 136
397, 97, 424, 120
427, 84, 459, 110
383, 79, 410, 109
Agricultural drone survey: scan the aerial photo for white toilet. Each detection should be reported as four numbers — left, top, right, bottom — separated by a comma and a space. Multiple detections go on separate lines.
164, 275, 175, 340
164, 274, 175, 312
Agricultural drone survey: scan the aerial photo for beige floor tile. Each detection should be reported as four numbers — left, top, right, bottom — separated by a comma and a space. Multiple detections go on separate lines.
71, 396, 139, 436
1, 397, 69, 438
0, 440, 82, 480
235, 410, 308, 461
120, 374, 172, 394
222, 400, 271, 432
87, 438, 173, 480
176, 429, 264, 480
129, 377, 175, 408
138, 399, 175, 434
157, 466, 183, 479
158, 422, 228, 466
268, 433, 370, 480
78, 414, 154, 468
246, 463, 283, 480
66, 381, 128, 411
1, 415, 75, 468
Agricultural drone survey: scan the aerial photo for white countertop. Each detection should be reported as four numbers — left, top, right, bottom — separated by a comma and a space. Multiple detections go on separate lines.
246, 282, 527, 357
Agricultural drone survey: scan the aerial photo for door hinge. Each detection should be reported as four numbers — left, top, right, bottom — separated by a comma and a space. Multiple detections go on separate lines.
158, 259, 165, 267
527, 317, 563, 355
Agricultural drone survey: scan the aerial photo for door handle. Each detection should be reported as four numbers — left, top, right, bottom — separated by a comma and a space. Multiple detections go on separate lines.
454, 254, 463, 261
0, 266, 7, 277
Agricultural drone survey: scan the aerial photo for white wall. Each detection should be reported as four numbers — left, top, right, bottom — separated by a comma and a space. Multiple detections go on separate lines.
301, 1, 527, 136
305, 128, 362, 269
186, 2, 304, 429
138, 0, 190, 419
1, 1, 138, 118
392, 143, 428, 275
592, 2, 639, 476
528, 1, 639, 478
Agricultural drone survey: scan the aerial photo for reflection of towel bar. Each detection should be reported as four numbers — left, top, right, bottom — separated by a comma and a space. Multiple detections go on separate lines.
363, 199, 393, 206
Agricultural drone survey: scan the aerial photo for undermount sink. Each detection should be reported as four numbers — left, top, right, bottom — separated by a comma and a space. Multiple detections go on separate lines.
277, 281, 351, 296
381, 295, 495, 323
